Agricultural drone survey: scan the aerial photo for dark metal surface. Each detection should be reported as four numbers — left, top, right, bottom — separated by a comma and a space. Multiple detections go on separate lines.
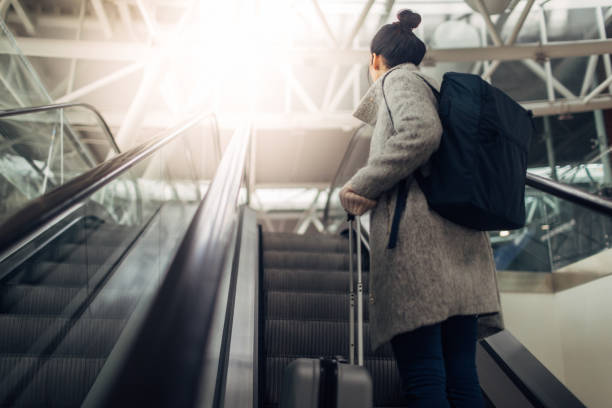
323, 124, 366, 225
99, 124, 251, 407
0, 102, 121, 154
526, 172, 612, 216
0, 112, 213, 257
480, 330, 586, 408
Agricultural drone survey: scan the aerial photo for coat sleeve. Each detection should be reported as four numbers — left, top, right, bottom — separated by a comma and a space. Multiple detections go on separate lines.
346, 71, 442, 200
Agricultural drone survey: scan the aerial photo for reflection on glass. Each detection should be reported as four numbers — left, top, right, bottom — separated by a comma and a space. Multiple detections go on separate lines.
0, 107, 120, 224
491, 187, 612, 274
0, 118, 216, 406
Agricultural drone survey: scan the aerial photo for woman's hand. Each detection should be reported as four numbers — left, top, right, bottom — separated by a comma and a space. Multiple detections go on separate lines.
339, 184, 377, 216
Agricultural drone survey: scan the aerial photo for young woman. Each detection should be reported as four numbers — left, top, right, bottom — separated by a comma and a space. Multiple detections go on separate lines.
339, 10, 503, 408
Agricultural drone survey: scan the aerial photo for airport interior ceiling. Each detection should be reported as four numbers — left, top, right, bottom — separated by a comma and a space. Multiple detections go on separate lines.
1, 0, 612, 214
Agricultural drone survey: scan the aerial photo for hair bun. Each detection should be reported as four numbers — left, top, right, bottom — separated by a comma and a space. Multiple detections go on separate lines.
397, 9, 421, 30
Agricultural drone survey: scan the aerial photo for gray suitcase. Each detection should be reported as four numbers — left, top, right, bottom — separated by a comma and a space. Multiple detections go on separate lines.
279, 214, 373, 408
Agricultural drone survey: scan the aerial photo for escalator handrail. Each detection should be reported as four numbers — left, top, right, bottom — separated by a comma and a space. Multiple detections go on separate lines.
0, 111, 214, 257
0, 102, 121, 154
323, 124, 367, 225
325, 134, 612, 223
525, 172, 612, 216
100, 123, 251, 407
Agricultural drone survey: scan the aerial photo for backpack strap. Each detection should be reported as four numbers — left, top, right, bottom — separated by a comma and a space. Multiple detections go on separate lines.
381, 71, 439, 249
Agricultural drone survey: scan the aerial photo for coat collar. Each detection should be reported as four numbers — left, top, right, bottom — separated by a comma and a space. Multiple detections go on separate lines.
352, 62, 419, 126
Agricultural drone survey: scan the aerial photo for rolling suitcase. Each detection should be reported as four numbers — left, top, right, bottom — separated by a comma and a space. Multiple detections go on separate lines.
279, 214, 373, 408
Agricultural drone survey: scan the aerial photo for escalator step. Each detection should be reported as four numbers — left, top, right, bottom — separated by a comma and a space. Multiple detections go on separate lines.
264, 268, 369, 293
266, 291, 370, 322
263, 356, 408, 407
7, 262, 101, 287
262, 232, 348, 253
0, 356, 105, 406
0, 285, 138, 317
264, 250, 365, 271
0, 286, 80, 315
0, 315, 126, 357
264, 319, 392, 358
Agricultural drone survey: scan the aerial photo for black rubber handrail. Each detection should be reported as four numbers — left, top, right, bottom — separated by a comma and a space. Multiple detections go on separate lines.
525, 172, 612, 216
325, 133, 612, 222
323, 124, 367, 225
0, 102, 120, 154
100, 124, 251, 407
0, 112, 214, 256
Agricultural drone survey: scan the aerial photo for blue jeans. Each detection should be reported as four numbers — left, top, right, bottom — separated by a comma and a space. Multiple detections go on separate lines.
391, 315, 484, 408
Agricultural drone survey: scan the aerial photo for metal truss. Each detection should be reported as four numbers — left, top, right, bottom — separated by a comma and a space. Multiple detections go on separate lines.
1, 0, 610, 132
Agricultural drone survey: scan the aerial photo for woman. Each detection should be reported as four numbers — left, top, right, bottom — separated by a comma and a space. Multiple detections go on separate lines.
339, 9, 503, 408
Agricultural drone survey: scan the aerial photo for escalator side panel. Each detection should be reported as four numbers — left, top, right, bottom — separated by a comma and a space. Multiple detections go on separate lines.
480, 330, 586, 408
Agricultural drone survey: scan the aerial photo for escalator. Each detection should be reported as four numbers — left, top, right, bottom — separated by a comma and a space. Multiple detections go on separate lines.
0, 101, 608, 407
258, 226, 587, 408
0, 214, 138, 405
0, 106, 223, 407
260, 231, 407, 407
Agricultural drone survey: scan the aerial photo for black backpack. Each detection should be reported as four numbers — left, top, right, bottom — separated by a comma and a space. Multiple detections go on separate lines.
384, 71, 534, 249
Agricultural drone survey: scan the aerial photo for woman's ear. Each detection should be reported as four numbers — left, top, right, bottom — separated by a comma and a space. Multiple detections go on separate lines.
372, 53, 382, 71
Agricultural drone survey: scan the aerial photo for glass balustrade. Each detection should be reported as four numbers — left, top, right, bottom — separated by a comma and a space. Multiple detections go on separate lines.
0, 116, 217, 407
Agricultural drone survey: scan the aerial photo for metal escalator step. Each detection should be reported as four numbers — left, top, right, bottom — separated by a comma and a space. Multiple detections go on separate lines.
0, 355, 105, 406
263, 356, 408, 407
0, 285, 139, 317
264, 319, 392, 358
266, 291, 369, 322
264, 268, 369, 293
0, 286, 80, 315
7, 262, 101, 287
262, 232, 348, 253
0, 315, 126, 357
263, 250, 362, 271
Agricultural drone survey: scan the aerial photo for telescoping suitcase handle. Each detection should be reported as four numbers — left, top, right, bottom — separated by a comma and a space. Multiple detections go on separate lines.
347, 213, 364, 366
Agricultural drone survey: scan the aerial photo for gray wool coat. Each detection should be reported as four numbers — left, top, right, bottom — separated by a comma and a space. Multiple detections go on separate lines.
346, 62, 503, 351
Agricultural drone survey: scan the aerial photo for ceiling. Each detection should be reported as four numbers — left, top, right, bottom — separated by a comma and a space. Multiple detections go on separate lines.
1, 0, 612, 204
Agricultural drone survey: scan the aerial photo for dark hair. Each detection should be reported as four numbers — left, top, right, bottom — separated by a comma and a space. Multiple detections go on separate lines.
370, 9, 426, 68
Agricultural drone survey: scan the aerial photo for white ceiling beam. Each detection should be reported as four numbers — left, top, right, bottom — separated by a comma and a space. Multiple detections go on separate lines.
596, 6, 612, 94
135, 0, 158, 39
7, 37, 612, 64
584, 77, 612, 104
580, 55, 599, 97
282, 66, 320, 113
328, 64, 361, 112
67, 0, 87, 95
3, 37, 152, 60
310, 0, 339, 47
473, 0, 503, 46
63, 95, 612, 131
521, 59, 576, 100
344, 0, 375, 48
9, 0, 36, 36
56, 62, 144, 103
482, 0, 536, 80
525, 95, 612, 117
116, 1, 137, 40
91, 0, 113, 39
0, 0, 10, 20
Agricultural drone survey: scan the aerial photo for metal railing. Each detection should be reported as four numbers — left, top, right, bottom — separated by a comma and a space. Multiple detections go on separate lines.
323, 124, 366, 226
0, 102, 120, 154
0, 111, 215, 258
325, 130, 612, 233
99, 123, 252, 407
